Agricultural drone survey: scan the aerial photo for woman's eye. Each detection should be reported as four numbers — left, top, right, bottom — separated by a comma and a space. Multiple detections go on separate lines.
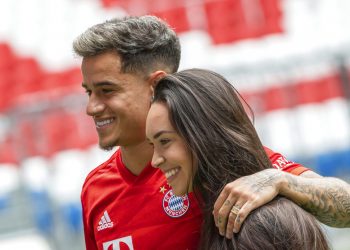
160, 138, 170, 145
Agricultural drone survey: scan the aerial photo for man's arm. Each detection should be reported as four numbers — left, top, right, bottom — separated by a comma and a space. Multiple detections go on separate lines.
282, 170, 350, 227
213, 168, 350, 239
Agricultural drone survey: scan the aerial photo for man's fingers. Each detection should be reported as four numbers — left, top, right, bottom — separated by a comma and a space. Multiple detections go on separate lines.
213, 186, 231, 226
232, 202, 255, 234
216, 194, 237, 235
213, 188, 229, 213
225, 204, 242, 239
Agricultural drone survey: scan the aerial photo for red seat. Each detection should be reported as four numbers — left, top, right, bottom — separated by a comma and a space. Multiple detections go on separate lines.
205, 0, 246, 44
18, 119, 41, 157
40, 111, 91, 156
0, 70, 12, 111
41, 72, 65, 91
151, 6, 190, 33
321, 74, 344, 100
75, 111, 98, 149
100, 0, 125, 8
296, 73, 343, 105
0, 43, 15, 70
0, 137, 18, 164
12, 57, 42, 95
205, 0, 283, 44
61, 67, 82, 91
263, 84, 296, 112
0, 43, 16, 111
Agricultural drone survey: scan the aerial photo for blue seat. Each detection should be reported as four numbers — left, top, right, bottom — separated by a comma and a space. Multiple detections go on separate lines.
61, 202, 83, 233
29, 191, 53, 235
315, 149, 350, 177
0, 195, 9, 211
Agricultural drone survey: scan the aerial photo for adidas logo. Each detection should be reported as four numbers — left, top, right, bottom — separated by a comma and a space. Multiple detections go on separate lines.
97, 211, 114, 231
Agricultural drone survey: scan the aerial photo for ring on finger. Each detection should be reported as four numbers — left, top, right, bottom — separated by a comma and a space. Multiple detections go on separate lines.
230, 205, 240, 215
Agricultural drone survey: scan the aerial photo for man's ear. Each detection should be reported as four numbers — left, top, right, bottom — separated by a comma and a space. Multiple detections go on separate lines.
149, 70, 167, 89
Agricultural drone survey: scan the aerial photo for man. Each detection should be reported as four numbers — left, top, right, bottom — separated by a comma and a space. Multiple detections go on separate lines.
73, 15, 350, 249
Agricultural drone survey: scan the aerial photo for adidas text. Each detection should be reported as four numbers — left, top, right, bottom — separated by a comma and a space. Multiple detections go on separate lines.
97, 222, 114, 231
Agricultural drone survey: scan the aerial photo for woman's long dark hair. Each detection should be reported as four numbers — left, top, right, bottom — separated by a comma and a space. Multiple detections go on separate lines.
153, 68, 272, 249
232, 197, 329, 250
152, 69, 328, 249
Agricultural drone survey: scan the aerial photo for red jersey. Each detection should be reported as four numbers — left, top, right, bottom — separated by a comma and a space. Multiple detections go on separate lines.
81, 147, 308, 250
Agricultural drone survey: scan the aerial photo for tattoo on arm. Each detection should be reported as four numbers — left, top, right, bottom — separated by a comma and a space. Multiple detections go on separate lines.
286, 175, 350, 227
251, 170, 280, 192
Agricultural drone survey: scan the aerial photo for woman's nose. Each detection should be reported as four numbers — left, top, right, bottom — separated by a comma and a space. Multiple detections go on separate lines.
152, 155, 165, 168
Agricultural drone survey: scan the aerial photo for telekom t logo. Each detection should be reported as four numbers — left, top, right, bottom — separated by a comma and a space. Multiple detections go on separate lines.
103, 236, 134, 250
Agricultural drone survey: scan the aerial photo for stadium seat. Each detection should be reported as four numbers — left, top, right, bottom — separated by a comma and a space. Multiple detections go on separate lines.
21, 156, 50, 192
21, 157, 53, 234
40, 72, 65, 92
0, 137, 18, 165
29, 191, 53, 235
18, 119, 41, 158
50, 149, 87, 205
40, 111, 81, 156
0, 70, 12, 111
0, 43, 15, 70
205, 0, 246, 44
151, 6, 190, 33
61, 203, 83, 233
205, 0, 283, 44
0, 163, 19, 210
12, 57, 42, 96
263, 84, 296, 112
100, 0, 124, 8
61, 67, 82, 91
0, 43, 16, 111
74, 111, 98, 149
296, 73, 343, 105
315, 149, 350, 177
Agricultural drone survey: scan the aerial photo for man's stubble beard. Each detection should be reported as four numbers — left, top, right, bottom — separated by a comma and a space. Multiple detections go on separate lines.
99, 138, 118, 151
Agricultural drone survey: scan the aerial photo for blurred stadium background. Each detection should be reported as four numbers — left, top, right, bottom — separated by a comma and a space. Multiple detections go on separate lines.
0, 0, 349, 249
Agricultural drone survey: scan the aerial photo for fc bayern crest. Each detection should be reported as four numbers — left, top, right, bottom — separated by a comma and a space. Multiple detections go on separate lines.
162, 189, 190, 218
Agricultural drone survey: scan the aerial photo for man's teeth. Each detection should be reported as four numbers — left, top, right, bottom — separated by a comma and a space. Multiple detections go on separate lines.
165, 168, 179, 179
96, 118, 114, 128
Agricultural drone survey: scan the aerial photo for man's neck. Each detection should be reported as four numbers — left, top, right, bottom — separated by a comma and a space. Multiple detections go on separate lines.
120, 141, 153, 175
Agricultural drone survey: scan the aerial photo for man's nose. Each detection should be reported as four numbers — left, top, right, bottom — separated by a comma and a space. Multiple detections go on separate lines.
86, 95, 105, 116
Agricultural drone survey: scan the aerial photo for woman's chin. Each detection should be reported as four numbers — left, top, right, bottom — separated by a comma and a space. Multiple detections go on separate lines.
173, 189, 186, 197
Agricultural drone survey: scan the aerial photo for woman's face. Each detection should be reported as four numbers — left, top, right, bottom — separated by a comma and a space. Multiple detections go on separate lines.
146, 102, 194, 196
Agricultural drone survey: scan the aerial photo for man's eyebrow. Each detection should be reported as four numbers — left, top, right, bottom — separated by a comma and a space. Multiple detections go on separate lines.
94, 82, 115, 87
82, 81, 116, 89
153, 130, 175, 139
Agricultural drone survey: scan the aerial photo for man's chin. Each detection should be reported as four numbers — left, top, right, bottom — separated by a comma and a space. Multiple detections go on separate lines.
98, 140, 117, 151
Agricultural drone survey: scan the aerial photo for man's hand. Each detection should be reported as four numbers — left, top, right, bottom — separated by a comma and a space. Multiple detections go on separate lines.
213, 168, 284, 239
213, 167, 350, 239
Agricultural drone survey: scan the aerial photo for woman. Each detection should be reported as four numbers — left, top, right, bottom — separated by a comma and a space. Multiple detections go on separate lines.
146, 68, 329, 249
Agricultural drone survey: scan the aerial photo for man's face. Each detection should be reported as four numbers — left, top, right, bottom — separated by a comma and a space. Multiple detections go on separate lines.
81, 51, 152, 149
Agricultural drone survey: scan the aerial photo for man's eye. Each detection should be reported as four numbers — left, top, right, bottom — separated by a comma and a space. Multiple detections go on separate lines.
85, 90, 92, 96
102, 89, 113, 94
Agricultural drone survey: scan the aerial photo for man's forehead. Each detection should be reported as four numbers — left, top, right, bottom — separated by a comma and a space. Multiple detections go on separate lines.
81, 52, 122, 72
